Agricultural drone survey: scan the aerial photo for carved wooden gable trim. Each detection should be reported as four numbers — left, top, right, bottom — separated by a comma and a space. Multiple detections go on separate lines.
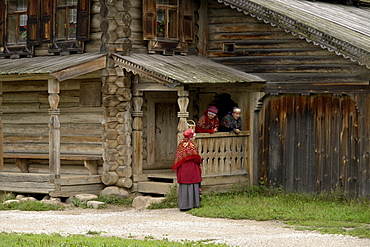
217, 0, 370, 69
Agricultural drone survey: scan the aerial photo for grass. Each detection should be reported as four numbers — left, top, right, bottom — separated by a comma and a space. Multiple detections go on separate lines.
148, 184, 370, 238
188, 185, 370, 238
1, 185, 369, 243
0, 232, 228, 247
0, 192, 63, 211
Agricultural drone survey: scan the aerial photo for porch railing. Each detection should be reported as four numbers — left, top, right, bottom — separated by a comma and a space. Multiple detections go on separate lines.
194, 131, 250, 176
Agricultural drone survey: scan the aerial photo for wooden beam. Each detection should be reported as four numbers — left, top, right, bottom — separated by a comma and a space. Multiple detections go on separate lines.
50, 56, 106, 81
133, 82, 182, 92
0, 74, 53, 81
132, 89, 144, 176
177, 89, 189, 143
48, 79, 61, 181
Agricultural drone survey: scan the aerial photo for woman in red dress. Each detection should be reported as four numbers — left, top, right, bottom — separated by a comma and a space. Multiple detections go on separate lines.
172, 129, 202, 211
195, 106, 219, 133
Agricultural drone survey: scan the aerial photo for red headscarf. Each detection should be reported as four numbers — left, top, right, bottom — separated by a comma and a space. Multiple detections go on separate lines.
172, 129, 201, 170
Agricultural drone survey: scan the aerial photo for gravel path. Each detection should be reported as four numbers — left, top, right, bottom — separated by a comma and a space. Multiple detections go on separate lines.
0, 207, 369, 247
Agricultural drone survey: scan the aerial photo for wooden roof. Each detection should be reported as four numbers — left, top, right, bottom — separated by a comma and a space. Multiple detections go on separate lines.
218, 0, 370, 68
112, 53, 265, 88
0, 52, 106, 81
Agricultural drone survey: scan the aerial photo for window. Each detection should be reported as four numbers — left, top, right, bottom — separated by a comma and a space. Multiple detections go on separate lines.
143, 0, 194, 55
56, 0, 77, 41
156, 0, 178, 40
0, 0, 90, 57
7, 0, 28, 45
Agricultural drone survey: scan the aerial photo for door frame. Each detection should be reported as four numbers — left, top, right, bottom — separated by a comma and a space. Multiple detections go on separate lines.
146, 91, 178, 169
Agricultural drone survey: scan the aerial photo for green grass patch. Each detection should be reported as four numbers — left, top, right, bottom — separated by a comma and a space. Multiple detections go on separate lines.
0, 232, 228, 247
0, 200, 63, 211
147, 186, 178, 209
97, 195, 133, 206
189, 185, 370, 238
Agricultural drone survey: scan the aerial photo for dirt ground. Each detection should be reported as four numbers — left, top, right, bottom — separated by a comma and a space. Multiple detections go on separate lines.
0, 206, 369, 247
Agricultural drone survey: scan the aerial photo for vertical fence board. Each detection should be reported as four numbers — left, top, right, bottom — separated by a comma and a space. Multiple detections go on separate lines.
259, 93, 369, 197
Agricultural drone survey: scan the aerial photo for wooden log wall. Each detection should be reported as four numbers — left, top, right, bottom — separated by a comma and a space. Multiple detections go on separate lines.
206, 1, 370, 85
101, 68, 133, 190
258, 93, 370, 197
2, 79, 103, 173
100, 0, 132, 55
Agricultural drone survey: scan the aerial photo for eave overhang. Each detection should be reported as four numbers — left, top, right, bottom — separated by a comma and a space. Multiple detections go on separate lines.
112, 53, 265, 88
0, 52, 107, 81
218, 0, 370, 69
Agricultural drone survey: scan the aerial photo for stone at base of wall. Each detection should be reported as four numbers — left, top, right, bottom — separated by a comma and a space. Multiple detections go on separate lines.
100, 186, 130, 199
132, 196, 165, 211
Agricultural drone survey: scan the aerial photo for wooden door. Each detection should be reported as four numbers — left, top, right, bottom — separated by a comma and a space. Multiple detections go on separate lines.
146, 92, 178, 170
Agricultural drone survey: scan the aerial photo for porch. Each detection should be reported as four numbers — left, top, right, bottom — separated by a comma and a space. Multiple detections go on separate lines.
136, 131, 251, 194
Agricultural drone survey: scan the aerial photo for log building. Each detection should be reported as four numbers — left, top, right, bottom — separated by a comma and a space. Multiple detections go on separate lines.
0, 0, 369, 197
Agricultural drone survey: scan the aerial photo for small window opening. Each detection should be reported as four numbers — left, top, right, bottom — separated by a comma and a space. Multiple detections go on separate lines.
223, 43, 236, 53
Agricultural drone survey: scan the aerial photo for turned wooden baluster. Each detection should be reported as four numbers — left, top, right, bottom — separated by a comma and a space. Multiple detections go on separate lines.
177, 89, 189, 144
132, 89, 143, 176
48, 79, 61, 181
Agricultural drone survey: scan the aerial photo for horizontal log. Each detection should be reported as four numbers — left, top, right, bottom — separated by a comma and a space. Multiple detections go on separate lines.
4, 144, 103, 154
195, 131, 250, 139
50, 184, 105, 197
54, 175, 102, 186
4, 135, 102, 143
4, 152, 102, 160
102, 171, 119, 185
116, 165, 132, 177
4, 123, 101, 135
0, 172, 50, 182
0, 181, 54, 194
2, 113, 103, 124
115, 178, 132, 188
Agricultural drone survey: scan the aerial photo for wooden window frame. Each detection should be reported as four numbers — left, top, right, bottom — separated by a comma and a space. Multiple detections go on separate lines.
55, 0, 78, 42
142, 0, 194, 55
0, 0, 39, 58
47, 0, 91, 55
0, 0, 91, 58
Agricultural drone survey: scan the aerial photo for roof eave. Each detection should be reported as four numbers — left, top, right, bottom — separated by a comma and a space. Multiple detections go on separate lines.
218, 0, 370, 69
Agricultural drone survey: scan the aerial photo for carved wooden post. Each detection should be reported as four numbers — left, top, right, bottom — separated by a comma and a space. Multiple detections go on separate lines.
0, 81, 3, 172
177, 89, 189, 143
132, 89, 143, 175
48, 79, 61, 181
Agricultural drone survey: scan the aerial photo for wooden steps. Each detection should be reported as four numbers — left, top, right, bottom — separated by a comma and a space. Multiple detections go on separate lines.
137, 171, 177, 195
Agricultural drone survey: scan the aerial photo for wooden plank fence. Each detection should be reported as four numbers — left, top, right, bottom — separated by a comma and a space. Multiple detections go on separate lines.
258, 94, 370, 197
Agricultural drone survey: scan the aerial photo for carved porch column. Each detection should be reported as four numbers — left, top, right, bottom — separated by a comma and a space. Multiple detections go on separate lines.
177, 89, 189, 143
132, 89, 143, 176
48, 79, 61, 181
0, 81, 3, 172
